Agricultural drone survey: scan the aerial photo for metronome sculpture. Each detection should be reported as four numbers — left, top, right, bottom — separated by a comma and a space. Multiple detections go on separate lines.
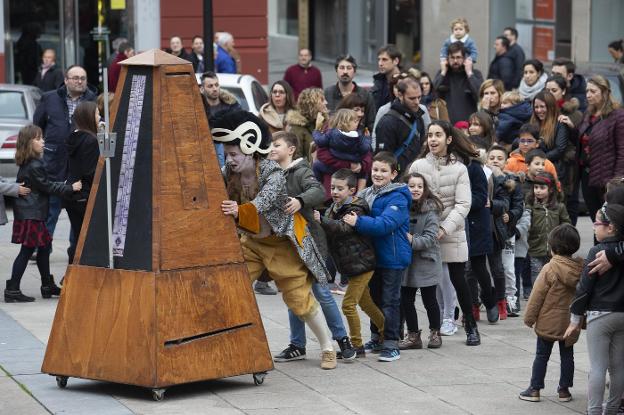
41, 49, 273, 401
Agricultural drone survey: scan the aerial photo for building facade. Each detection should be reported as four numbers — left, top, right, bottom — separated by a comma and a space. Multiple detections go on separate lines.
269, 0, 624, 76
1, 0, 268, 85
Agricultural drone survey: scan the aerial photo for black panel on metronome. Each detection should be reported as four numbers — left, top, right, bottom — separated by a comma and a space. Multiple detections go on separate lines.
80, 66, 153, 271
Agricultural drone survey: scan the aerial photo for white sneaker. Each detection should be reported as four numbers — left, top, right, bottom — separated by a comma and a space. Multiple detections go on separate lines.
440, 319, 457, 336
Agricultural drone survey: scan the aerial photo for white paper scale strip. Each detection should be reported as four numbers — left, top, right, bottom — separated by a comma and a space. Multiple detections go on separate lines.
112, 75, 146, 257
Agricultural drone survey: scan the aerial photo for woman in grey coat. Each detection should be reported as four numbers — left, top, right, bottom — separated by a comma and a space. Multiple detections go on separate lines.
399, 173, 444, 350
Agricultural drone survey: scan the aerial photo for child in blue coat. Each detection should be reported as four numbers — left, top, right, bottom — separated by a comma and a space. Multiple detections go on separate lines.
343, 151, 411, 362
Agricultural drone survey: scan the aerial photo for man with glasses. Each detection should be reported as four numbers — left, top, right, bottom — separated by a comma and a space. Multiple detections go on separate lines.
324, 54, 376, 133
433, 42, 483, 124
33, 65, 96, 258
374, 77, 427, 172
283, 49, 322, 100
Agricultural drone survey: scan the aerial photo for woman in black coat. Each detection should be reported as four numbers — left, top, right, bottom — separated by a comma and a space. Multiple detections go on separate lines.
64, 101, 100, 264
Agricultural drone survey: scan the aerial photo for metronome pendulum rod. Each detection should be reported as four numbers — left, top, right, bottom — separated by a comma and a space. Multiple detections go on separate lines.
101, 68, 115, 268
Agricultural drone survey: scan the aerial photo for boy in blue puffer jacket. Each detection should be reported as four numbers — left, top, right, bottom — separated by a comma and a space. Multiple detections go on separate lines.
343, 152, 411, 362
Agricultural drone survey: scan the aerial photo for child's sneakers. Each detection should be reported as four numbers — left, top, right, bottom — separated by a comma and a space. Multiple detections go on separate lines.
378, 348, 400, 362
363, 339, 383, 354
506, 296, 520, 317
273, 344, 306, 362
557, 387, 572, 402
320, 350, 337, 370
519, 387, 540, 402
336, 336, 356, 362
440, 319, 458, 336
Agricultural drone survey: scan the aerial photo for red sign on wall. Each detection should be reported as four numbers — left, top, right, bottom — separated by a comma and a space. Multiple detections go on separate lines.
534, 0, 556, 21
533, 26, 555, 61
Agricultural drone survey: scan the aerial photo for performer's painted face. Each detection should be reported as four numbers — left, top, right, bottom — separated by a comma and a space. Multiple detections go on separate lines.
224, 144, 255, 173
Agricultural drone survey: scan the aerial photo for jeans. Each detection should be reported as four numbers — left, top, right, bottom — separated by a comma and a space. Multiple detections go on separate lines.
529, 256, 549, 285
341, 271, 384, 348
369, 267, 404, 350
586, 312, 624, 415
45, 195, 63, 236
214, 142, 225, 169
529, 336, 574, 390
289, 281, 347, 348
502, 237, 517, 298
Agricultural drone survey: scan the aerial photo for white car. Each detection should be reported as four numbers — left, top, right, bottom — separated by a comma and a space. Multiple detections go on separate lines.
0, 84, 42, 180
196, 73, 268, 115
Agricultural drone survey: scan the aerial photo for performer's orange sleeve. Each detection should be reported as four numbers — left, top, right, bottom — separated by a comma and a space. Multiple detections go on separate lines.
238, 203, 260, 234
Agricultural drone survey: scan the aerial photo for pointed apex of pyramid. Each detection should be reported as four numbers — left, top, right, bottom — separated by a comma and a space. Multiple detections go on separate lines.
120, 49, 192, 67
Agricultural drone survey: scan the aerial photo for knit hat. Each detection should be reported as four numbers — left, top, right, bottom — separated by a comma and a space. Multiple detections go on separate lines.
211, 110, 271, 155
454, 120, 469, 130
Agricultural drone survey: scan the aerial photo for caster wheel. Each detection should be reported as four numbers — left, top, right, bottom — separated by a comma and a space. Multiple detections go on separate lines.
151, 388, 166, 401
253, 372, 267, 386
56, 376, 68, 388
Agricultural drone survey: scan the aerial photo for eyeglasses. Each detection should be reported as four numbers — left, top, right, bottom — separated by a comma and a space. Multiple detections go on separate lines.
271, 90, 285, 95
67, 76, 87, 82
519, 139, 536, 144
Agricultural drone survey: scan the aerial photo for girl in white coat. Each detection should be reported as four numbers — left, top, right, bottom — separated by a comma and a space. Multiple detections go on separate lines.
409, 120, 481, 346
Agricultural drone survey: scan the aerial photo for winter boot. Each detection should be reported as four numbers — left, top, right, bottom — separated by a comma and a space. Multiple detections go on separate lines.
427, 329, 442, 348
471, 304, 481, 321
464, 315, 481, 346
41, 275, 62, 299
4, 280, 35, 303
497, 299, 508, 320
398, 330, 423, 350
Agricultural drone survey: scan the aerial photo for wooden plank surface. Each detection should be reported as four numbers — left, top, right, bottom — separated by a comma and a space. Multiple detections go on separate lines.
42, 266, 157, 387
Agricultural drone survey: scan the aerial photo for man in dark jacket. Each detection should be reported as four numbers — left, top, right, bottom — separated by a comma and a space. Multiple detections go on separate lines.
374, 78, 426, 173
33, 49, 64, 92
552, 58, 588, 113
503, 27, 526, 88
324, 54, 376, 133
33, 65, 97, 238
488, 36, 516, 91
433, 42, 484, 124
188, 36, 205, 74
371, 44, 402, 111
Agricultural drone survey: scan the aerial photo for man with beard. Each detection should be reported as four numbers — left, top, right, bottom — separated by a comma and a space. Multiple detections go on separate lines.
371, 44, 402, 111
283, 48, 323, 100
433, 41, 484, 124
324, 54, 376, 133
374, 77, 427, 173
216, 110, 338, 370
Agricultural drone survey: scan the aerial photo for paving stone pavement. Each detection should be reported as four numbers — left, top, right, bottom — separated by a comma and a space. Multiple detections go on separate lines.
0, 206, 597, 414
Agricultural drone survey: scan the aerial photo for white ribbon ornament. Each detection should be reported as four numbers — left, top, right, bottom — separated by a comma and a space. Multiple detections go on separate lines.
211, 121, 270, 155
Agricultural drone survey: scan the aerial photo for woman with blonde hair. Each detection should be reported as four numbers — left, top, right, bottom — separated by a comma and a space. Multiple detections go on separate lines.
479, 79, 505, 121
578, 75, 624, 221
286, 87, 328, 161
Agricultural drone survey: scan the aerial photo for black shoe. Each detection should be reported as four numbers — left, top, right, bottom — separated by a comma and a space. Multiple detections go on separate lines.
4, 280, 35, 303
464, 316, 481, 346
41, 275, 61, 299
486, 305, 499, 324
273, 344, 306, 362
254, 281, 277, 295
337, 336, 356, 362
519, 387, 540, 402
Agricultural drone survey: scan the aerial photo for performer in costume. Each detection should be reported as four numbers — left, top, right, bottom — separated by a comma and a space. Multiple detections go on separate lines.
215, 111, 338, 370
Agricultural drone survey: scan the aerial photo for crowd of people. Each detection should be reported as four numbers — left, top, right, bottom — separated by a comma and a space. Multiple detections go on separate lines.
2, 18, 624, 415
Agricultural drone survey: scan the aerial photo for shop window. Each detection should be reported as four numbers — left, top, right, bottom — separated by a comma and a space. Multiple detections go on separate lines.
277, 0, 298, 36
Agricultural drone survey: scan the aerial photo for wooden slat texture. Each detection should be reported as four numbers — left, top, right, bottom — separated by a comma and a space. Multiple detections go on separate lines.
42, 266, 157, 387
156, 265, 273, 386
158, 65, 243, 270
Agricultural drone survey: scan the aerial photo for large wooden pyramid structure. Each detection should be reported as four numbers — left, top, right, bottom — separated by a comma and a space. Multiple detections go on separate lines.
42, 49, 273, 395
